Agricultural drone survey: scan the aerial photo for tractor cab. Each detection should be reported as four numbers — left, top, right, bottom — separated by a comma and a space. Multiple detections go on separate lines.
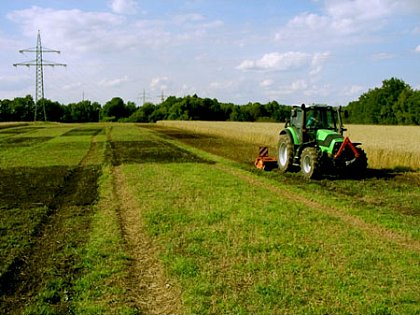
287, 104, 344, 144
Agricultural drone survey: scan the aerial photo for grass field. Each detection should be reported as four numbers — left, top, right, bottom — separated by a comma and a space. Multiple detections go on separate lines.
157, 121, 420, 170
0, 122, 418, 314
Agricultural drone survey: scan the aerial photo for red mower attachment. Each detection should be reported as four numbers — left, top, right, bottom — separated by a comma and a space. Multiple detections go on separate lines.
255, 146, 278, 171
334, 137, 360, 159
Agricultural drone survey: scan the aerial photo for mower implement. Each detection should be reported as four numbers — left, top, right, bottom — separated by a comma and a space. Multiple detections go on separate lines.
254, 146, 278, 171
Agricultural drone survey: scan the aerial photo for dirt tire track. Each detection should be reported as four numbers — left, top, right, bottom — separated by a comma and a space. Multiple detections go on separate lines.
112, 166, 183, 315
215, 164, 420, 252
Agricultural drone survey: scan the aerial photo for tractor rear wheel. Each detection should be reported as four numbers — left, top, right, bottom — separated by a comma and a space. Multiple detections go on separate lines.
345, 148, 368, 177
277, 134, 294, 173
300, 147, 321, 179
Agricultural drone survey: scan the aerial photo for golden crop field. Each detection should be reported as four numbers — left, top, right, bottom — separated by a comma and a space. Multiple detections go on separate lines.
157, 121, 420, 170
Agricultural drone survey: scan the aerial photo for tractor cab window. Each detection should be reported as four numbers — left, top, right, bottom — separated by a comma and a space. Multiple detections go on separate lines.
306, 110, 322, 128
306, 109, 337, 130
326, 110, 338, 130
291, 109, 303, 129
290, 108, 304, 143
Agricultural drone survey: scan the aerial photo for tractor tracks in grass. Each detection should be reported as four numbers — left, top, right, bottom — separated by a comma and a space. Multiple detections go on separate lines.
111, 166, 183, 315
106, 127, 183, 314
0, 134, 101, 314
215, 164, 420, 252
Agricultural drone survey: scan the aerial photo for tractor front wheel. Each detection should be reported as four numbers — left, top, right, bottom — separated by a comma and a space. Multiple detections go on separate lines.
278, 134, 294, 173
300, 147, 321, 179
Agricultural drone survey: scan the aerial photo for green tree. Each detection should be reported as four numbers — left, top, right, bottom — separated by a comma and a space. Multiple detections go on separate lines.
43, 99, 64, 122
101, 97, 127, 121
406, 90, 420, 124
128, 103, 155, 122
11, 95, 35, 121
345, 78, 417, 125
0, 99, 13, 121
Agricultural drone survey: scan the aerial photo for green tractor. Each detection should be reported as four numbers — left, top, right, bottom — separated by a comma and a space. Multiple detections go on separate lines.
278, 104, 367, 179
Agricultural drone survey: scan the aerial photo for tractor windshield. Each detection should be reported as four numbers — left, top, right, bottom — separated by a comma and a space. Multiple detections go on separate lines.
306, 108, 337, 130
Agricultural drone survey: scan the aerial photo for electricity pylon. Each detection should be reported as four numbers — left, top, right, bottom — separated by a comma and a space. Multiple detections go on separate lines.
13, 30, 66, 121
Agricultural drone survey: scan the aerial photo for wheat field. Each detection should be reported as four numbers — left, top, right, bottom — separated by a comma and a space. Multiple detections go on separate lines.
157, 121, 420, 170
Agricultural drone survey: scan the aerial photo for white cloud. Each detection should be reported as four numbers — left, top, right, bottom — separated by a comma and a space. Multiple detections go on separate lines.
275, 79, 309, 95
174, 13, 205, 24
98, 75, 129, 87
310, 52, 331, 75
275, 0, 395, 47
415, 45, 420, 53
62, 82, 83, 91
344, 85, 365, 96
325, 0, 393, 21
150, 76, 170, 91
237, 52, 311, 71
291, 79, 309, 91
260, 79, 273, 87
303, 83, 332, 98
372, 52, 395, 60
7, 5, 224, 55
7, 7, 127, 53
237, 51, 330, 76
109, 0, 139, 15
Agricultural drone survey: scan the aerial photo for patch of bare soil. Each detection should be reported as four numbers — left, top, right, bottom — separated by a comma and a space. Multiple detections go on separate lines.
111, 140, 212, 166
0, 126, 39, 133
0, 140, 101, 314
61, 127, 104, 137
0, 166, 101, 314
0, 166, 70, 210
0, 136, 53, 148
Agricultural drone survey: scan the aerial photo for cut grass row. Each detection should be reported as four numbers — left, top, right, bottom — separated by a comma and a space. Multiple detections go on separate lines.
157, 120, 420, 170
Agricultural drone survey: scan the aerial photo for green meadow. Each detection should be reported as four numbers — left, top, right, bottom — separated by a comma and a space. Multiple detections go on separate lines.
0, 122, 418, 314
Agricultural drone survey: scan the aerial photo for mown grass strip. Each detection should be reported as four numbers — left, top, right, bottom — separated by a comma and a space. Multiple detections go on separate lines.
0, 206, 49, 278
122, 160, 419, 314
216, 164, 420, 251
113, 165, 183, 314
71, 165, 137, 315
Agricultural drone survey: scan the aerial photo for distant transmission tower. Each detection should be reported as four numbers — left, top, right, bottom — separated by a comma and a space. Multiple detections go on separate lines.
13, 30, 66, 121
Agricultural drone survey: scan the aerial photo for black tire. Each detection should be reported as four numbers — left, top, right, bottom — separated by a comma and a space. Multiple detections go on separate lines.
346, 148, 368, 177
300, 147, 321, 179
277, 134, 294, 173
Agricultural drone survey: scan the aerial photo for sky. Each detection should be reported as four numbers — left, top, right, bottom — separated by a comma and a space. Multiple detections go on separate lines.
0, 0, 419, 106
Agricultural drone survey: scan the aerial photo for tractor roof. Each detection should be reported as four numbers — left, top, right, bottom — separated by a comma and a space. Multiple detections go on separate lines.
292, 104, 334, 111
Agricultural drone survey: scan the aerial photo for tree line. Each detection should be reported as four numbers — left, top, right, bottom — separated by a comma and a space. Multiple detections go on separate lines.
0, 94, 291, 123
0, 77, 418, 125
345, 78, 419, 125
